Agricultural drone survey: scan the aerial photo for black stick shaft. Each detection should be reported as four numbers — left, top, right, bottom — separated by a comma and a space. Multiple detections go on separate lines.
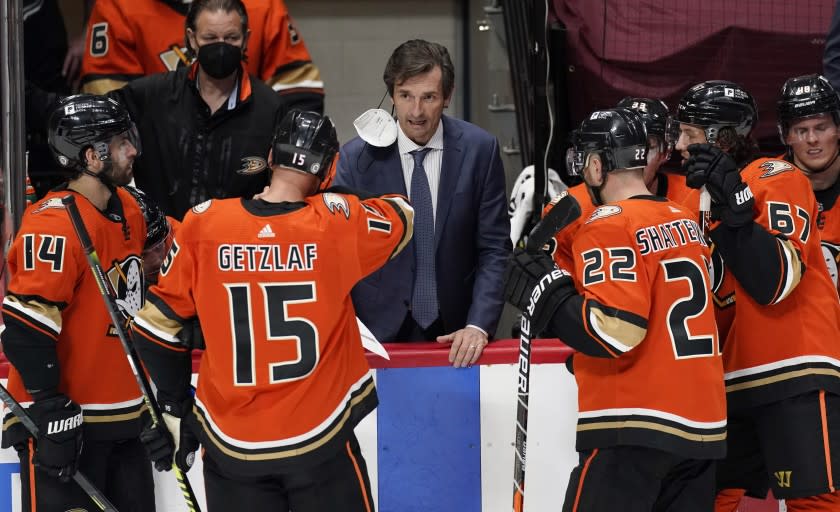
0, 383, 119, 511
512, 312, 532, 512
62, 194, 201, 512
512, 192, 582, 512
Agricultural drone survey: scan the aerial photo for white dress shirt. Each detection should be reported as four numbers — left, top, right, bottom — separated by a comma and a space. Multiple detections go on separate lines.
396, 120, 488, 338
397, 121, 444, 222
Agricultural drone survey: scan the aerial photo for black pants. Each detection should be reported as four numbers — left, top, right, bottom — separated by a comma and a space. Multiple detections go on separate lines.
204, 433, 375, 512
717, 390, 840, 500
562, 445, 715, 512
18, 437, 155, 512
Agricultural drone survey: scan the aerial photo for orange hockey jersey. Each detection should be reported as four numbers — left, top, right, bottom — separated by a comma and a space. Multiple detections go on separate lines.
132, 193, 413, 473
812, 172, 840, 297
80, 0, 323, 106
563, 196, 726, 459
547, 172, 701, 272
2, 187, 148, 443
714, 158, 840, 410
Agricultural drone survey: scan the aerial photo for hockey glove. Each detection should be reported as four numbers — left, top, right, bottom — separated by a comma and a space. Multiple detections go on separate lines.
177, 318, 205, 350
503, 248, 576, 334
159, 395, 200, 472
139, 418, 174, 472
28, 393, 83, 482
685, 143, 755, 227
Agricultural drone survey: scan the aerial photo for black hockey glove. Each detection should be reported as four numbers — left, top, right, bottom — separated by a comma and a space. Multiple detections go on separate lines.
28, 394, 83, 482
159, 394, 200, 472
177, 318, 205, 350
685, 143, 755, 227
139, 418, 174, 472
503, 248, 576, 334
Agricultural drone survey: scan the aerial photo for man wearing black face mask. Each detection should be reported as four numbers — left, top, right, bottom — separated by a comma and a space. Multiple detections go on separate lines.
106, 0, 284, 220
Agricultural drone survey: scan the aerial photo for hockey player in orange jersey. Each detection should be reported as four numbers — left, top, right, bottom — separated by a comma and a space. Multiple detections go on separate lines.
131, 110, 414, 512
505, 108, 726, 512
777, 74, 840, 298
1, 94, 171, 511
548, 97, 699, 271
81, 0, 323, 113
678, 80, 840, 512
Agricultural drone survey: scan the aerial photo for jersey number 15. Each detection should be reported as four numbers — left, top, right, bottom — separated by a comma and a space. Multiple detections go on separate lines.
224, 281, 319, 386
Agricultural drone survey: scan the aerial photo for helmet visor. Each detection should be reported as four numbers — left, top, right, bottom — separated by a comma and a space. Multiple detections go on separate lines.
110, 123, 142, 159
566, 146, 586, 176
785, 114, 839, 143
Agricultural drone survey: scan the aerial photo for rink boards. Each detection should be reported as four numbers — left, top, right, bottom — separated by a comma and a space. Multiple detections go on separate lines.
0, 340, 777, 512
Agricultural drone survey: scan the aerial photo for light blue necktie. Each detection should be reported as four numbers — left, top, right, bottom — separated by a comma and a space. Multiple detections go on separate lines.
409, 148, 438, 328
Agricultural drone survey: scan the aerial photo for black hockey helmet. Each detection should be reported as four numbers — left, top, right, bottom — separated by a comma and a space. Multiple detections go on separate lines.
675, 80, 757, 144
47, 94, 140, 171
566, 108, 648, 176
124, 186, 172, 282
616, 97, 669, 140
777, 74, 840, 144
271, 110, 339, 181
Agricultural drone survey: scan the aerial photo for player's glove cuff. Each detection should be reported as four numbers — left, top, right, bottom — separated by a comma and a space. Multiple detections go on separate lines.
504, 248, 576, 334
28, 394, 83, 482
140, 418, 174, 472
158, 394, 199, 472
504, 248, 557, 311
719, 180, 755, 227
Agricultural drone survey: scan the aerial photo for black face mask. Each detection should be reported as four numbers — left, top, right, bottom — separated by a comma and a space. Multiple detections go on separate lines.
197, 42, 242, 79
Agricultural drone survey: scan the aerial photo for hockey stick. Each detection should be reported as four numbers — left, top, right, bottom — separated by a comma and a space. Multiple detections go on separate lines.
699, 187, 711, 238
513, 191, 581, 512
61, 195, 202, 512
0, 383, 119, 512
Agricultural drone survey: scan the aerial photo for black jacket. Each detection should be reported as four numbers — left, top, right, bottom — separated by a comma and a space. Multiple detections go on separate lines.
110, 63, 282, 219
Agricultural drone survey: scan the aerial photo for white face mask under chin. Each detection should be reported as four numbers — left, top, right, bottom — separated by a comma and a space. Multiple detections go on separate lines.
353, 108, 398, 147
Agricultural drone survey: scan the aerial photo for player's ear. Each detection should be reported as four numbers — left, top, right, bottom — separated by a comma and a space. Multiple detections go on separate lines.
588, 154, 604, 186
84, 147, 100, 171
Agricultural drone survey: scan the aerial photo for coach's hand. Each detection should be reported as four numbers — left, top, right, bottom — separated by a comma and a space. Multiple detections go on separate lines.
438, 326, 488, 368
28, 394, 84, 482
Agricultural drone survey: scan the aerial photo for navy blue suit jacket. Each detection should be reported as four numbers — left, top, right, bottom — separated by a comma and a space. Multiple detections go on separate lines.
335, 115, 511, 342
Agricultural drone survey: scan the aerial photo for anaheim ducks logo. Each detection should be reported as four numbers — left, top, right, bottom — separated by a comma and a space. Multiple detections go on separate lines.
822, 241, 840, 287
322, 192, 350, 219
237, 156, 268, 175
759, 160, 793, 178
192, 200, 212, 214
106, 255, 144, 335
548, 190, 569, 206
33, 197, 65, 214
586, 205, 622, 224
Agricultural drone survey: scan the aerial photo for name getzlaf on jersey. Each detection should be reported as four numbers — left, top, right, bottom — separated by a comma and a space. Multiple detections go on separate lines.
132, 192, 412, 475
2, 188, 149, 445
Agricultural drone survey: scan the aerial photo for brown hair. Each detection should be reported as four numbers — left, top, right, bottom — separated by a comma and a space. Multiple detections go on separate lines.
717, 127, 759, 168
383, 40, 455, 99
184, 0, 249, 59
